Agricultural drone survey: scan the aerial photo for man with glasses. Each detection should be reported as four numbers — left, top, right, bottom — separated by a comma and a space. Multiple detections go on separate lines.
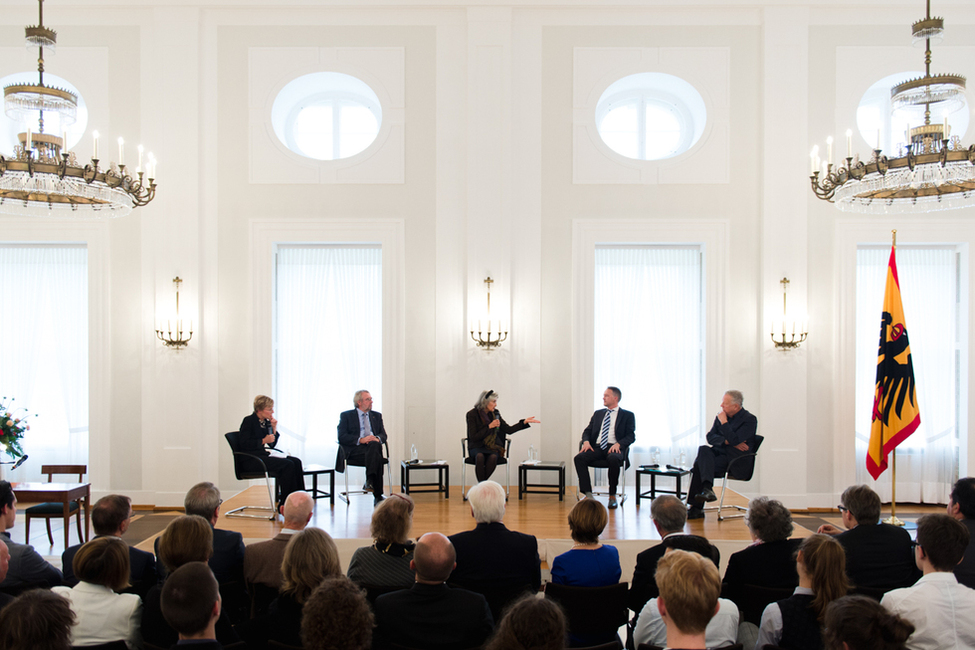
946, 477, 975, 588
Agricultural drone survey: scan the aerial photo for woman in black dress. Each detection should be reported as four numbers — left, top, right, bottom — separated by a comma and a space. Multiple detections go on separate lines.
465, 390, 539, 482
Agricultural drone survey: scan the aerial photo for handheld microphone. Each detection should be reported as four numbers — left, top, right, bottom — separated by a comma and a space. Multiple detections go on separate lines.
0, 455, 28, 470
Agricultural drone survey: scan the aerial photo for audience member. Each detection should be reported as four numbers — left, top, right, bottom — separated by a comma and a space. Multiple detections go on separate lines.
654, 549, 722, 650
373, 532, 494, 650
347, 492, 416, 592
633, 587, 738, 648
300, 576, 374, 650
161, 561, 223, 650
484, 594, 567, 650
143, 515, 240, 648
465, 390, 538, 482
723, 496, 800, 624
573, 386, 635, 508
0, 544, 15, 611
62, 494, 157, 597
0, 588, 75, 650
551, 498, 621, 647
243, 490, 313, 591
823, 595, 913, 650
756, 533, 849, 650
0, 480, 63, 591
880, 513, 975, 650
52, 536, 142, 648
628, 494, 720, 613
817, 485, 920, 590
449, 480, 541, 619
946, 476, 975, 588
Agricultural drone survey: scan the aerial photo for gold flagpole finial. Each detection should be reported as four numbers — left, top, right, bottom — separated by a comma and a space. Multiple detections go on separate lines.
892, 229, 897, 248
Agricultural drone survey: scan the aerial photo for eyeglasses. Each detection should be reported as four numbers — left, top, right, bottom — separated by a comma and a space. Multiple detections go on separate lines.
912, 540, 922, 550
836, 505, 849, 513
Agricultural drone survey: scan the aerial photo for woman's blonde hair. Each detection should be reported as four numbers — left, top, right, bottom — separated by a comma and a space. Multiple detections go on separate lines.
281, 527, 342, 603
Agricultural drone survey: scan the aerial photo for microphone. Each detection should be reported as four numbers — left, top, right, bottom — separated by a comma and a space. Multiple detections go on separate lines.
0, 455, 28, 470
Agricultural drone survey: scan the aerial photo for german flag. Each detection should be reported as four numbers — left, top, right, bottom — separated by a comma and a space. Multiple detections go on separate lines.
867, 245, 921, 480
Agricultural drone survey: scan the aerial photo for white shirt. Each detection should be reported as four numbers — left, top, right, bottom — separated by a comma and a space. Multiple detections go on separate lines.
633, 596, 739, 648
881, 572, 975, 650
52, 582, 142, 649
755, 586, 813, 650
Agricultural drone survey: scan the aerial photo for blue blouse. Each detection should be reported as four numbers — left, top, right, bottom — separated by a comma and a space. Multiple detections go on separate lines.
551, 544, 622, 586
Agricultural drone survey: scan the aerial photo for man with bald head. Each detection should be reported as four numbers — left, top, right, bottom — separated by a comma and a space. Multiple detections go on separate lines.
373, 532, 494, 649
244, 491, 314, 592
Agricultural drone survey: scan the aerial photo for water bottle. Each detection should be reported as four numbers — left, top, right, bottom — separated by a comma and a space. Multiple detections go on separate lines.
529, 444, 537, 462
679, 450, 686, 468
410, 444, 418, 462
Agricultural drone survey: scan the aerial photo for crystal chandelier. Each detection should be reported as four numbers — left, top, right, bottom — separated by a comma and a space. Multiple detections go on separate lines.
810, 0, 974, 213
0, 0, 156, 218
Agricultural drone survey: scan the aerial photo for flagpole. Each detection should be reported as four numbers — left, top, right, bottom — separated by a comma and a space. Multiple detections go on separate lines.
883, 229, 905, 527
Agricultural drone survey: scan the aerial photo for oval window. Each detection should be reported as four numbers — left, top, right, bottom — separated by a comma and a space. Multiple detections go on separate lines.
271, 72, 382, 161
0, 72, 88, 154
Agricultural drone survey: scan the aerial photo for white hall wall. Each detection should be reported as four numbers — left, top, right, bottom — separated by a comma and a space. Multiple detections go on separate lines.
2, 1, 975, 507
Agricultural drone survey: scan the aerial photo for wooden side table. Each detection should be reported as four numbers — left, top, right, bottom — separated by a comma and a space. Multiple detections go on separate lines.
518, 461, 565, 500
302, 465, 335, 505
635, 466, 691, 504
400, 460, 449, 497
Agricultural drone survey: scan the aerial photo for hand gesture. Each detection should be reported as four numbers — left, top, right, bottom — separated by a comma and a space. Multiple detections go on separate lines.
489, 419, 501, 429
262, 433, 276, 445
717, 409, 728, 425
609, 443, 621, 454
524, 416, 541, 424
580, 440, 594, 453
734, 441, 749, 452
270, 416, 278, 431
817, 523, 844, 535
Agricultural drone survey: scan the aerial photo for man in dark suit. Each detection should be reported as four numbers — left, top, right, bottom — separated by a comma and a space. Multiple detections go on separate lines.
0, 480, 63, 591
337, 389, 388, 505
373, 532, 494, 650
946, 476, 975, 588
628, 495, 720, 614
817, 484, 920, 590
687, 390, 758, 519
62, 494, 156, 597
574, 385, 636, 509
161, 561, 224, 650
238, 394, 304, 504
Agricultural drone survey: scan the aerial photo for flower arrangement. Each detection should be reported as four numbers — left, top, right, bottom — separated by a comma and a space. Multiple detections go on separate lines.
0, 397, 32, 460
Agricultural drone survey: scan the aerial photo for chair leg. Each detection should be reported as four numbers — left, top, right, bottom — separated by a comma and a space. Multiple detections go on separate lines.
505, 463, 510, 500
462, 464, 468, 501
224, 473, 277, 520
24, 517, 30, 545
76, 511, 83, 543
45, 518, 54, 546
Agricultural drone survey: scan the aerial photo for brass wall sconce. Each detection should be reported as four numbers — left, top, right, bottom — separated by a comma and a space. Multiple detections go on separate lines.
470, 276, 507, 350
155, 276, 193, 350
771, 277, 808, 351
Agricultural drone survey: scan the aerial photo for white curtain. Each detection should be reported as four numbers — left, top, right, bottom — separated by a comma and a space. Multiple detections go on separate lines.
594, 246, 704, 467
855, 246, 959, 503
274, 245, 382, 468
0, 245, 88, 482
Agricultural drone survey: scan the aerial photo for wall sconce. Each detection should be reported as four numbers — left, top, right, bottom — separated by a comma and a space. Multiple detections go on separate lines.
155, 276, 193, 350
470, 276, 507, 350
771, 277, 808, 351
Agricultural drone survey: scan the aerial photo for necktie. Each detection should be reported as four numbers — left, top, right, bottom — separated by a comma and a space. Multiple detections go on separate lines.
599, 409, 612, 449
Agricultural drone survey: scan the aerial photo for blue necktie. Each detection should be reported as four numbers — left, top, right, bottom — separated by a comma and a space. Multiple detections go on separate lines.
599, 410, 612, 449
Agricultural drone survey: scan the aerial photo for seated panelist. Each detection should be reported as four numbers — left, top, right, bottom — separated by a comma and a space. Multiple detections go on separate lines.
337, 390, 388, 505
239, 395, 305, 504
573, 386, 635, 509
466, 390, 540, 483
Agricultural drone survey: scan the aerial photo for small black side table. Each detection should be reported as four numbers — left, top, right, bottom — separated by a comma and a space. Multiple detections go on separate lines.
303, 464, 335, 505
635, 466, 691, 504
400, 460, 449, 497
518, 461, 566, 500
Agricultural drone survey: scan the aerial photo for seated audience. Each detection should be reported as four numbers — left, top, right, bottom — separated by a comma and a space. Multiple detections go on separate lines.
0, 480, 63, 591
143, 515, 240, 648
880, 513, 975, 649
484, 594, 567, 650
52, 536, 142, 648
243, 490, 314, 592
817, 484, 919, 591
347, 492, 416, 593
0, 544, 16, 611
373, 532, 494, 650
551, 498, 621, 647
946, 476, 975, 588
723, 496, 800, 624
161, 561, 223, 650
633, 589, 738, 649
654, 549, 723, 650
824, 595, 913, 650
62, 494, 157, 597
756, 533, 849, 650
239, 527, 342, 649
300, 576, 374, 650
629, 494, 720, 613
449, 480, 541, 619
0, 589, 75, 650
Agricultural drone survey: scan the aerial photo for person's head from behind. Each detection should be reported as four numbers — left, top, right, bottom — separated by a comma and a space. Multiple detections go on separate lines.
281, 527, 341, 604
282, 491, 314, 529
949, 477, 975, 520
301, 576, 374, 650
91, 494, 133, 536
73, 536, 131, 592
654, 549, 721, 636
567, 498, 607, 545
184, 481, 221, 522
158, 514, 213, 573
412, 532, 455, 584
650, 495, 688, 534
370, 493, 414, 545
824, 595, 914, 650
840, 484, 881, 526
745, 496, 794, 542
0, 480, 16, 530
467, 480, 506, 524
0, 589, 75, 650
485, 594, 567, 650
796, 533, 849, 621
161, 562, 221, 639
915, 513, 970, 572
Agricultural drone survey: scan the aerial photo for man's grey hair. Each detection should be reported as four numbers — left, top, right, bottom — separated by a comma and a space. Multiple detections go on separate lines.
725, 390, 743, 407
467, 480, 506, 524
184, 482, 221, 519
475, 390, 498, 411
353, 390, 370, 408
650, 495, 687, 532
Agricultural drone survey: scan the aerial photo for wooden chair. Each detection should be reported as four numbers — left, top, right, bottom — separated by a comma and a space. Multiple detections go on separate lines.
25, 464, 86, 547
